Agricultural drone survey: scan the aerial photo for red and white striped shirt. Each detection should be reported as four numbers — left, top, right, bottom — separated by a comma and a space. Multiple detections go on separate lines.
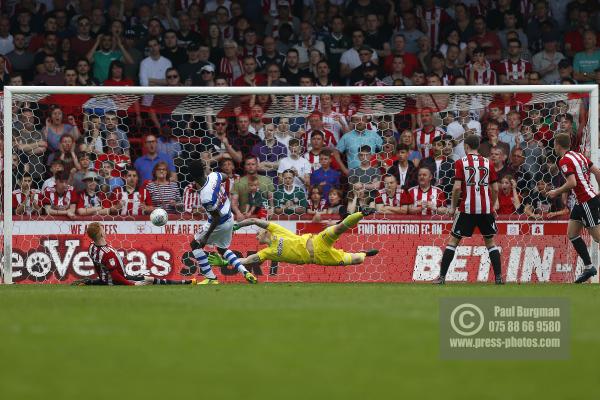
414, 126, 445, 159
183, 183, 200, 213
295, 95, 319, 112
42, 188, 78, 210
333, 102, 358, 118
301, 128, 338, 151
464, 62, 497, 85
307, 198, 327, 212
455, 154, 498, 214
223, 174, 239, 195
321, 110, 347, 142
408, 185, 447, 215
559, 151, 597, 204
375, 188, 413, 207
109, 187, 152, 216
12, 189, 42, 212
497, 59, 532, 81
88, 243, 132, 285
416, 6, 450, 48
218, 57, 244, 85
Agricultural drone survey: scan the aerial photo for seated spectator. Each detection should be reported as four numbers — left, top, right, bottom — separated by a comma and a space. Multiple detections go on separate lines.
98, 160, 125, 193
310, 149, 341, 199
47, 134, 80, 176
573, 30, 600, 83
495, 175, 521, 215
498, 39, 532, 85
479, 121, 510, 158
465, 47, 497, 85
446, 110, 481, 159
14, 108, 47, 184
41, 160, 65, 192
383, 55, 413, 86
532, 33, 565, 84
481, 103, 508, 132
13, 173, 43, 215
103, 60, 135, 86
414, 109, 445, 159
200, 115, 237, 168
387, 143, 417, 190
326, 188, 345, 215
146, 162, 182, 214
79, 115, 102, 156
243, 180, 268, 218
370, 136, 398, 174
398, 129, 421, 167
233, 55, 266, 86
490, 146, 513, 181
219, 157, 240, 195
335, 113, 383, 176
76, 58, 100, 86
304, 130, 340, 171
94, 132, 132, 178
302, 112, 337, 150
33, 54, 65, 85
231, 156, 275, 220
375, 174, 411, 214
519, 123, 545, 182
349, 145, 381, 195
347, 182, 375, 214
252, 123, 287, 178
101, 111, 131, 157
408, 168, 447, 215
76, 172, 112, 216
109, 168, 153, 216
306, 185, 328, 222
277, 138, 311, 189
521, 179, 568, 220
227, 114, 263, 164
156, 124, 183, 160
134, 134, 176, 184
274, 169, 308, 215
499, 110, 522, 153
43, 105, 80, 152
42, 172, 77, 218
508, 146, 534, 194
420, 135, 455, 199
274, 117, 295, 149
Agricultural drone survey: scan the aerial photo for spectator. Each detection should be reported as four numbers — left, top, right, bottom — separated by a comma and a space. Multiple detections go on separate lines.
479, 121, 510, 158
310, 148, 341, 199
419, 135, 455, 199
306, 185, 328, 221
302, 113, 337, 150
573, 29, 600, 83
219, 157, 240, 195
100, 111, 130, 157
72, 153, 92, 193
47, 134, 80, 175
465, 46, 497, 85
293, 22, 326, 67
396, 12, 424, 54
323, 16, 350, 78
499, 110, 522, 152
347, 182, 375, 214
277, 138, 311, 189
274, 169, 308, 215
134, 134, 176, 184
335, 113, 383, 176
231, 156, 275, 220
233, 55, 266, 86
218, 39, 243, 85
76, 172, 112, 216
13, 173, 43, 216
252, 123, 288, 178
42, 172, 77, 218
387, 143, 418, 190
508, 146, 534, 194
103, 60, 135, 86
526, 1, 559, 54
498, 39, 532, 85
33, 54, 65, 85
490, 146, 512, 181
243, 180, 268, 218
41, 160, 65, 192
6, 33, 35, 83
94, 132, 132, 178
75, 58, 99, 85
87, 33, 134, 83
98, 160, 125, 193
446, 110, 481, 159
414, 109, 445, 159
257, 36, 285, 70
470, 15, 502, 61
527, 109, 552, 145
33, 32, 60, 73
495, 175, 521, 215
265, 1, 301, 40
532, 33, 565, 84
519, 123, 545, 182
14, 108, 47, 184
264, 62, 287, 86
348, 145, 381, 195
354, 61, 386, 86
398, 129, 422, 167
382, 55, 412, 86
370, 135, 398, 174
374, 174, 410, 214
481, 103, 508, 132
227, 114, 263, 164
179, 43, 207, 85
43, 106, 80, 152
201, 115, 237, 167
282, 48, 304, 85
408, 167, 448, 215
70, 16, 94, 58
146, 161, 181, 214
340, 29, 378, 79
139, 38, 172, 88
326, 188, 345, 215
521, 179, 565, 220
161, 29, 187, 66
274, 117, 295, 149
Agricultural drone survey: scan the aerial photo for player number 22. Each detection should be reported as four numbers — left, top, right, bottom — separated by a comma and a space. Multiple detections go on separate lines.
465, 166, 489, 187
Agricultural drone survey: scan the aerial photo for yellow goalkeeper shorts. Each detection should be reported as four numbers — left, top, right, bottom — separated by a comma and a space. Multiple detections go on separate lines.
311, 227, 353, 266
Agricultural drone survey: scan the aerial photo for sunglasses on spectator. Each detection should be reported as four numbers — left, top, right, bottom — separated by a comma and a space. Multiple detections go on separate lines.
167, 75, 179, 79
215, 122, 227, 126
146, 140, 157, 143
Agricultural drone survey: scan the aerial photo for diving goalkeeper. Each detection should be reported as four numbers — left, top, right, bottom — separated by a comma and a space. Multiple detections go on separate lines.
208, 210, 379, 267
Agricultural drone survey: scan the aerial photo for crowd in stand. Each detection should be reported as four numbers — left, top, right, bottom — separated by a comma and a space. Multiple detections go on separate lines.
2, 0, 599, 221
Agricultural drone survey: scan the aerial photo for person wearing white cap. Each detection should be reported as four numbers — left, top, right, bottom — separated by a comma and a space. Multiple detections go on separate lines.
199, 64, 216, 86
76, 171, 112, 216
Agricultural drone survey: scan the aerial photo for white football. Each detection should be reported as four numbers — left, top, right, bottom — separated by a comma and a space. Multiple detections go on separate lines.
150, 208, 168, 227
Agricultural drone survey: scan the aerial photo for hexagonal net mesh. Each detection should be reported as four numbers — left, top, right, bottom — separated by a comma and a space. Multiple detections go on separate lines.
1, 88, 595, 284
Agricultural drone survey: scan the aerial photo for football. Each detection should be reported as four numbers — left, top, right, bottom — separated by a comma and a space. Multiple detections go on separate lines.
150, 208, 168, 227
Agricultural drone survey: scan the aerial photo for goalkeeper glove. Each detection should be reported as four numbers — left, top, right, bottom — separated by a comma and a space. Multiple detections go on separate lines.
233, 223, 241, 231
207, 253, 228, 267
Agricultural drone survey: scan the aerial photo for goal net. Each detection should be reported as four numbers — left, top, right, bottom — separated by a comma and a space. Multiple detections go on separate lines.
1, 85, 598, 284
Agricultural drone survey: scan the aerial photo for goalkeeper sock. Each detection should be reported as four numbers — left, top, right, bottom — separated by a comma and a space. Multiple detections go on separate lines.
439, 245, 456, 278
153, 278, 194, 285
193, 249, 216, 279
342, 212, 363, 229
223, 249, 249, 274
487, 246, 502, 278
570, 236, 592, 267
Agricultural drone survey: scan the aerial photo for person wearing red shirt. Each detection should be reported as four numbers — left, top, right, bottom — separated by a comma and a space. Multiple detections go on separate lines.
370, 135, 398, 174
43, 172, 78, 218
110, 168, 154, 216
375, 174, 413, 214
103, 60, 134, 86
76, 172, 112, 216
494, 175, 520, 215
547, 134, 600, 283
13, 174, 43, 215
233, 55, 266, 86
470, 15, 502, 61
383, 34, 419, 77
408, 167, 447, 215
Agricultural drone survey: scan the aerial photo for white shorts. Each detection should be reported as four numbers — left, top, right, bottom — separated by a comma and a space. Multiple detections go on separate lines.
194, 218, 234, 249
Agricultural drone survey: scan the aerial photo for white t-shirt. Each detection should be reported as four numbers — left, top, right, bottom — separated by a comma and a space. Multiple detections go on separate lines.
340, 48, 379, 70
139, 56, 173, 87
277, 156, 312, 189
446, 119, 481, 159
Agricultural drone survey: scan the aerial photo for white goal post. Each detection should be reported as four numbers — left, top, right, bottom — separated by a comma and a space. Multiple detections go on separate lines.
2, 84, 598, 284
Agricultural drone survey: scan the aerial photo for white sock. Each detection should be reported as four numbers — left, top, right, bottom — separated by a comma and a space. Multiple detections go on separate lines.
223, 249, 248, 274
193, 249, 216, 279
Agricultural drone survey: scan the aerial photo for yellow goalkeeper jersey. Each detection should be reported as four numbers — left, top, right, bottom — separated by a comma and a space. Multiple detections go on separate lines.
256, 223, 312, 264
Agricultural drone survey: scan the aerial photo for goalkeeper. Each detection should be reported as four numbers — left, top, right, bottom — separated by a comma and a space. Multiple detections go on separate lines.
208, 209, 379, 267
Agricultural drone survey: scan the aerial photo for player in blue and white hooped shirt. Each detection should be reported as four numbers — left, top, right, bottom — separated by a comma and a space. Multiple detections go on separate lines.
189, 160, 257, 284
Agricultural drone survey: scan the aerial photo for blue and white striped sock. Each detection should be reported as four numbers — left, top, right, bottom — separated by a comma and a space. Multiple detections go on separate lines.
223, 249, 248, 274
193, 249, 216, 279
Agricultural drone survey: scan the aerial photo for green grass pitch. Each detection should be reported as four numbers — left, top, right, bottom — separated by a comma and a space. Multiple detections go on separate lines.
0, 284, 598, 400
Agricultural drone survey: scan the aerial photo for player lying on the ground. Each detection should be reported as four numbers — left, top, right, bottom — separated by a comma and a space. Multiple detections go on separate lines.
187, 160, 257, 285
547, 133, 600, 283
207, 210, 378, 267
78, 222, 196, 286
